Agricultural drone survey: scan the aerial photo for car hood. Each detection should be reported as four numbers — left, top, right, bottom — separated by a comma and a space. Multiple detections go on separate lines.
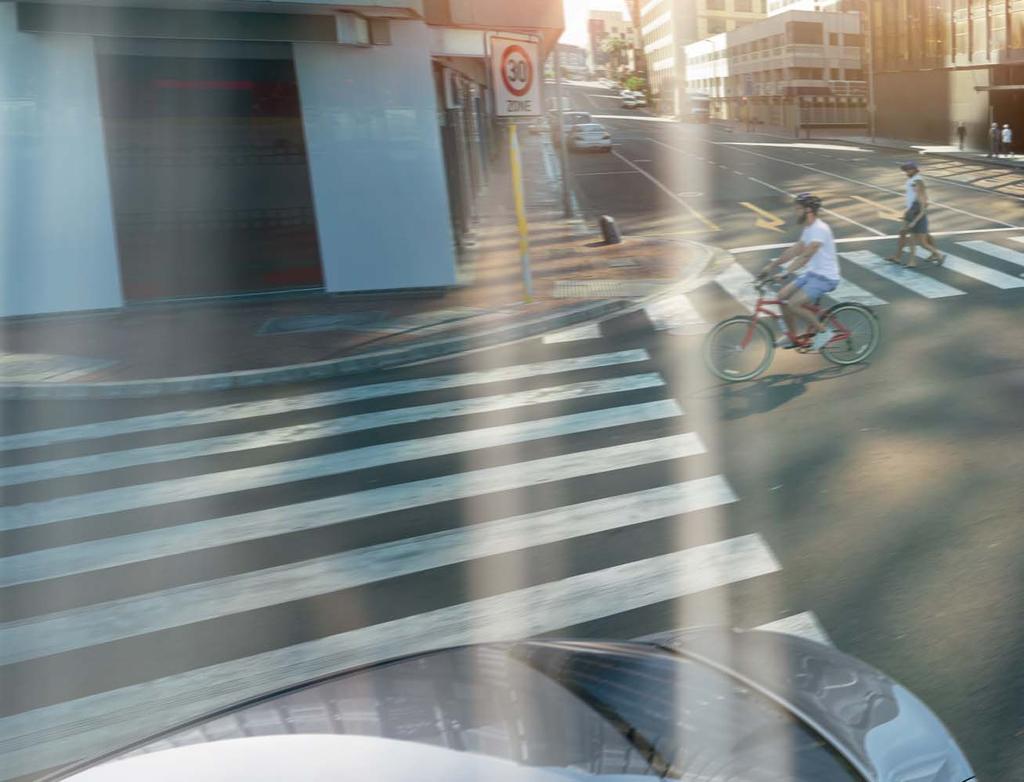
641, 627, 974, 782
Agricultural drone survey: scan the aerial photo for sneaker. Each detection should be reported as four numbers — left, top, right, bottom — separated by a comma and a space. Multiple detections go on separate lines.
810, 328, 835, 351
775, 335, 796, 349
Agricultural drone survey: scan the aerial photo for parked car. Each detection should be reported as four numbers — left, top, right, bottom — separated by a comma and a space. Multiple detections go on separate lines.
549, 110, 592, 141
568, 123, 612, 153
631, 93, 648, 108
621, 95, 638, 109
53, 634, 974, 782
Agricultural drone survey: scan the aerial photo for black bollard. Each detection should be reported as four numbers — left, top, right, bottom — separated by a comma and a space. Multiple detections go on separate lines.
599, 215, 622, 245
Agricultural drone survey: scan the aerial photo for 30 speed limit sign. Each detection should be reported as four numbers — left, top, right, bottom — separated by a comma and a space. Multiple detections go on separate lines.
491, 37, 540, 117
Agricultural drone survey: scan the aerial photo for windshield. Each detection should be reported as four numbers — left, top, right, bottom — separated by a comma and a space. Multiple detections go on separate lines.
2, 0, 1010, 780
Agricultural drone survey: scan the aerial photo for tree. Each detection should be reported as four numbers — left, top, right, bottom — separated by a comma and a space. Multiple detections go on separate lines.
601, 35, 630, 73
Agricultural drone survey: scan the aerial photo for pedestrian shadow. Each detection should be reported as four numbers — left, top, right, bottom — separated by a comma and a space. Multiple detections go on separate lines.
716, 363, 869, 419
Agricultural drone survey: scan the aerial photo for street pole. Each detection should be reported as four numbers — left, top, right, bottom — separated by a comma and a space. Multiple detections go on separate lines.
508, 124, 533, 301
864, 0, 877, 143
553, 45, 572, 218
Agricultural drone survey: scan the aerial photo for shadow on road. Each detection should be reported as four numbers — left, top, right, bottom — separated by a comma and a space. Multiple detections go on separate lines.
715, 363, 870, 419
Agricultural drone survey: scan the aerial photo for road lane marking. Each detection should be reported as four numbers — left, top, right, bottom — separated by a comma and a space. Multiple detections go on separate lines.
742, 174, 885, 237
0, 433, 707, 586
645, 294, 710, 333
0, 533, 777, 780
1, 398, 682, 530
913, 248, 1024, 289
0, 374, 667, 489
840, 251, 966, 299
571, 170, 643, 177
957, 239, 1024, 269
739, 201, 786, 233
542, 323, 602, 343
846, 194, 905, 222
0, 476, 737, 666
611, 150, 720, 231
0, 351, 652, 451
730, 226, 1024, 253
710, 142, 1022, 228
714, 263, 761, 312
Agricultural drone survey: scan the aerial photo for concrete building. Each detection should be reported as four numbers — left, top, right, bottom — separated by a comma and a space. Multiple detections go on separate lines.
684, 8, 866, 131
554, 42, 589, 79
587, 9, 636, 75
640, 0, 766, 115
0, 0, 561, 316
866, 0, 1024, 149
766, 0, 843, 14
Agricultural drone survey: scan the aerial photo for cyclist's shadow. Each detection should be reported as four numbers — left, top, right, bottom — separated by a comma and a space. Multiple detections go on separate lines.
716, 363, 868, 420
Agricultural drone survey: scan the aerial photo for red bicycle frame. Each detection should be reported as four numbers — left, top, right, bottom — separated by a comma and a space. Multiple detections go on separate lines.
742, 284, 851, 350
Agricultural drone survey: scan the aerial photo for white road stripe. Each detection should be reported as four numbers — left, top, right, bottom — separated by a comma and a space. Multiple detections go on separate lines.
730, 226, 1024, 254
831, 279, 887, 307
645, 294, 709, 333
0, 433, 707, 586
755, 611, 832, 646
714, 263, 760, 312
0, 476, 736, 665
0, 534, 778, 779
958, 239, 1024, 269
840, 251, 966, 299
2, 399, 682, 531
542, 323, 602, 343
0, 374, 665, 488
0, 350, 651, 451
915, 247, 1024, 289
1012, 236, 1024, 247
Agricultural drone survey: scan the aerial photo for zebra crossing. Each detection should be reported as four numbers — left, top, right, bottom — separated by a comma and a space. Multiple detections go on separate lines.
0, 348, 817, 780
542, 232, 1024, 342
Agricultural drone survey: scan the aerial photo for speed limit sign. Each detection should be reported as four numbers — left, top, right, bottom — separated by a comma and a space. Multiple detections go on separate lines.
491, 37, 540, 117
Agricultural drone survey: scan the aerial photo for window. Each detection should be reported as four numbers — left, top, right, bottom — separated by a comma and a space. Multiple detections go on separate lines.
843, 33, 863, 47
846, 68, 864, 80
734, 0, 753, 11
829, 33, 839, 46
706, 0, 725, 9
787, 21, 824, 45
830, 67, 841, 79
707, 17, 727, 34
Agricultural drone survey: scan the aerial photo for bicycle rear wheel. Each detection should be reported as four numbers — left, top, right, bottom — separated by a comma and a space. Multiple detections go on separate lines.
703, 317, 775, 382
820, 304, 880, 365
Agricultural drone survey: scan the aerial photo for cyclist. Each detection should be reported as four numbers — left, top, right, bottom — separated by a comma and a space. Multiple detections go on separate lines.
758, 193, 839, 352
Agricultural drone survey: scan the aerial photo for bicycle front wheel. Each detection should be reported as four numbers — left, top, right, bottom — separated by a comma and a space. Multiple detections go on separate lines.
821, 304, 880, 365
703, 317, 775, 382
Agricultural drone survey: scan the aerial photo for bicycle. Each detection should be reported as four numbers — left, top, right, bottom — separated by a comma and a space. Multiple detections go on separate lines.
703, 276, 881, 382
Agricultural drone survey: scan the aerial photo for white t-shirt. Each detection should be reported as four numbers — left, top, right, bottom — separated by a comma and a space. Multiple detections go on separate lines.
1003, 127, 1013, 143
905, 173, 923, 208
799, 218, 840, 281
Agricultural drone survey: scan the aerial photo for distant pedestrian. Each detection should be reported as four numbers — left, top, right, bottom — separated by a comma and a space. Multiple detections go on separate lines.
989, 122, 1001, 157
886, 162, 945, 267
956, 121, 966, 151
1002, 124, 1014, 157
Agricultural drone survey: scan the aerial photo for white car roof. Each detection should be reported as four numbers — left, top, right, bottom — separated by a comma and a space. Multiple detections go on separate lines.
63, 735, 654, 782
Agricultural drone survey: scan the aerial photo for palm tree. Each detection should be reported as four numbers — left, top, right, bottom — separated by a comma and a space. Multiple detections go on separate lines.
601, 35, 630, 74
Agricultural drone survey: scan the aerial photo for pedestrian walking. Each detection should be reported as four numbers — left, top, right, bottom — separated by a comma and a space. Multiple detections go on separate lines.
1002, 123, 1014, 158
956, 121, 966, 151
989, 122, 1000, 157
886, 162, 945, 267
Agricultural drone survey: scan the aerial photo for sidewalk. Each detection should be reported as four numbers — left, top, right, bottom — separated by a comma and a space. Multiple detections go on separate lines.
0, 132, 728, 398
713, 119, 1024, 170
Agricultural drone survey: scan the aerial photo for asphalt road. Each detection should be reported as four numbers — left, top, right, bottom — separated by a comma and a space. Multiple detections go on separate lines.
2, 83, 1024, 781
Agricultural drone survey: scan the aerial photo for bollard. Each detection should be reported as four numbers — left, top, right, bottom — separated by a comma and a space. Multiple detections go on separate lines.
599, 215, 622, 245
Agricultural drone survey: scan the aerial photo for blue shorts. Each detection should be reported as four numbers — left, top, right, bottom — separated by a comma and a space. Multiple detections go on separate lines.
794, 272, 839, 303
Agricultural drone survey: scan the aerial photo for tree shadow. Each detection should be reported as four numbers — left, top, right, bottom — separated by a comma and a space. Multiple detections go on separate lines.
714, 363, 869, 420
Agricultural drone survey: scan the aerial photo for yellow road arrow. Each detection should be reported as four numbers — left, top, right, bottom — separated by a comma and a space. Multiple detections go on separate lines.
739, 202, 786, 234
847, 194, 905, 222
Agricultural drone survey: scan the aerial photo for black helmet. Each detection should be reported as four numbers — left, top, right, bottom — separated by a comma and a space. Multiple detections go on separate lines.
794, 192, 822, 213
900, 161, 919, 172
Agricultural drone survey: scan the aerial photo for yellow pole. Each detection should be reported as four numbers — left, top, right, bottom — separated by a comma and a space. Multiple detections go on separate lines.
508, 123, 533, 301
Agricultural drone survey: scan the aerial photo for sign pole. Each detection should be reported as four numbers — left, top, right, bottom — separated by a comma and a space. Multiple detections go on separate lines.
553, 45, 572, 218
508, 124, 533, 301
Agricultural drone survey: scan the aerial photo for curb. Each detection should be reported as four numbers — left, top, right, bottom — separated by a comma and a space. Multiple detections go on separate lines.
1, 241, 727, 400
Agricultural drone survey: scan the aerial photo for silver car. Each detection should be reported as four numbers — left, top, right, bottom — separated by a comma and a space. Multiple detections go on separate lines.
51, 631, 974, 782
569, 123, 612, 153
